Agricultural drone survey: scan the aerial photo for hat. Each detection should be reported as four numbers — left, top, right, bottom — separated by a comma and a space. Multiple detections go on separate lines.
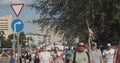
91, 42, 97, 46
107, 43, 111, 46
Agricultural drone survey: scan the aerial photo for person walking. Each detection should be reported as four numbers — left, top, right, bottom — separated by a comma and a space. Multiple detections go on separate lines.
64, 46, 74, 63
88, 37, 104, 63
34, 52, 40, 63
69, 42, 93, 63
114, 42, 120, 63
103, 43, 115, 63
51, 47, 64, 63
25, 51, 32, 63
39, 47, 52, 63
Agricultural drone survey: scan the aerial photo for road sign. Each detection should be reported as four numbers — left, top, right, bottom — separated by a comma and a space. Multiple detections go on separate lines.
11, 4, 24, 17
11, 19, 24, 33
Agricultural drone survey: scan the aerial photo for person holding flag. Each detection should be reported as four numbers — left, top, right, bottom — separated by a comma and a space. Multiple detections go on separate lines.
86, 20, 104, 63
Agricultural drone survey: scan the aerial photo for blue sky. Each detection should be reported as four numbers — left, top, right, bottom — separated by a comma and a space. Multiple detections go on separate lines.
0, 0, 39, 33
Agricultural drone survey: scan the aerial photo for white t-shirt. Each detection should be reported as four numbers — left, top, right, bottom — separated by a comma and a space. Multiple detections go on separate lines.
103, 49, 115, 63
39, 51, 51, 63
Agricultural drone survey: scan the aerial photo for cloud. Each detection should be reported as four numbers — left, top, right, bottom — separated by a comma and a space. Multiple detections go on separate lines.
0, 0, 34, 5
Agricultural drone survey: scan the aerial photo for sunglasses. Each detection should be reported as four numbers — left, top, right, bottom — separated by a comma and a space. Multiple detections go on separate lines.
78, 45, 85, 47
92, 45, 97, 46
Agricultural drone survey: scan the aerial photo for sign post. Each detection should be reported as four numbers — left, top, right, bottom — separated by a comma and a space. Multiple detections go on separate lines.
11, 19, 24, 63
11, 3, 24, 63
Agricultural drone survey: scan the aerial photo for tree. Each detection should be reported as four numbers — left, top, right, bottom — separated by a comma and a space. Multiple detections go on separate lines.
7, 32, 26, 48
30, 0, 120, 45
0, 35, 11, 48
19, 32, 26, 47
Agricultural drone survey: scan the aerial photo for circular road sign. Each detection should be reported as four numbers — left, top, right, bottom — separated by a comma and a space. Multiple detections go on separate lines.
11, 19, 24, 33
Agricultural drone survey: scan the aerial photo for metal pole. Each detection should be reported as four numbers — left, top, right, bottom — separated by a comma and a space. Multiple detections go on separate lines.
17, 33, 20, 63
14, 21, 21, 63
0, 40, 1, 47
13, 32, 16, 55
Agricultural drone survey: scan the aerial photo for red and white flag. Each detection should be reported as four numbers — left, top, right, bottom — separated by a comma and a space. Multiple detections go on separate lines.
86, 20, 94, 39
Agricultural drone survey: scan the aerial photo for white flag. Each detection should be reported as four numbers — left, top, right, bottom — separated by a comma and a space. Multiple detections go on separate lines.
86, 20, 94, 38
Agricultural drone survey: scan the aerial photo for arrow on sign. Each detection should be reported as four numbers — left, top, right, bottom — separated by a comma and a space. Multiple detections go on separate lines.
11, 4, 24, 17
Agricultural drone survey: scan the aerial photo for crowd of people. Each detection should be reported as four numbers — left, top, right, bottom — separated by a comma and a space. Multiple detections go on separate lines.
0, 38, 120, 63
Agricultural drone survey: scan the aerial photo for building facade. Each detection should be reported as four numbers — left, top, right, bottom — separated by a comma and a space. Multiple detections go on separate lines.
26, 27, 64, 49
0, 15, 12, 39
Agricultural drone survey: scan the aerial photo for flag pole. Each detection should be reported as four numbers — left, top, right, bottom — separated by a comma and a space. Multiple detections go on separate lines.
86, 20, 94, 41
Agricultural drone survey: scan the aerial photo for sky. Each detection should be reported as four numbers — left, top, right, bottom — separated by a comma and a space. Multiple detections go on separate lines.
0, 0, 39, 33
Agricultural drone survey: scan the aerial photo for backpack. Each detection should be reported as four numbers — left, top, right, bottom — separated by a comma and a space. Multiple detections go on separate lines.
73, 51, 90, 63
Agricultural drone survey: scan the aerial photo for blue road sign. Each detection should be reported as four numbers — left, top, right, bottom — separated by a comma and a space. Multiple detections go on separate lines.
11, 19, 24, 33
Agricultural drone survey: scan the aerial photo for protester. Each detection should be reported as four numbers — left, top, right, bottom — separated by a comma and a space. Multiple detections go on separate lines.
34, 52, 40, 63
9, 53, 15, 63
64, 46, 74, 63
25, 51, 32, 63
88, 41, 104, 63
103, 43, 115, 63
39, 47, 52, 63
87, 36, 104, 63
51, 47, 64, 63
1, 52, 10, 63
114, 42, 120, 63
69, 42, 93, 63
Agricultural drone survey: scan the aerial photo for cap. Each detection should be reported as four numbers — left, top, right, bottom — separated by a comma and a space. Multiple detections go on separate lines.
91, 42, 97, 46
107, 43, 111, 46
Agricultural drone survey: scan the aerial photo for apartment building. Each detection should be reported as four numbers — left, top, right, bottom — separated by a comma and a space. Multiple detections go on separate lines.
26, 27, 64, 48
0, 15, 12, 39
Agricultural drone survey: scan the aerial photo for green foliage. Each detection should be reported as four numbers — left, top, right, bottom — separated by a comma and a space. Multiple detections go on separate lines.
6, 32, 26, 48
30, 0, 120, 45
0, 35, 11, 48
19, 32, 26, 47
0, 32, 27, 48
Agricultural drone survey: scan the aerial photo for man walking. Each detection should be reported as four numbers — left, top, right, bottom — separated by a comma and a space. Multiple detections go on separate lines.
69, 42, 93, 63
103, 43, 115, 63
64, 46, 74, 63
39, 47, 52, 63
